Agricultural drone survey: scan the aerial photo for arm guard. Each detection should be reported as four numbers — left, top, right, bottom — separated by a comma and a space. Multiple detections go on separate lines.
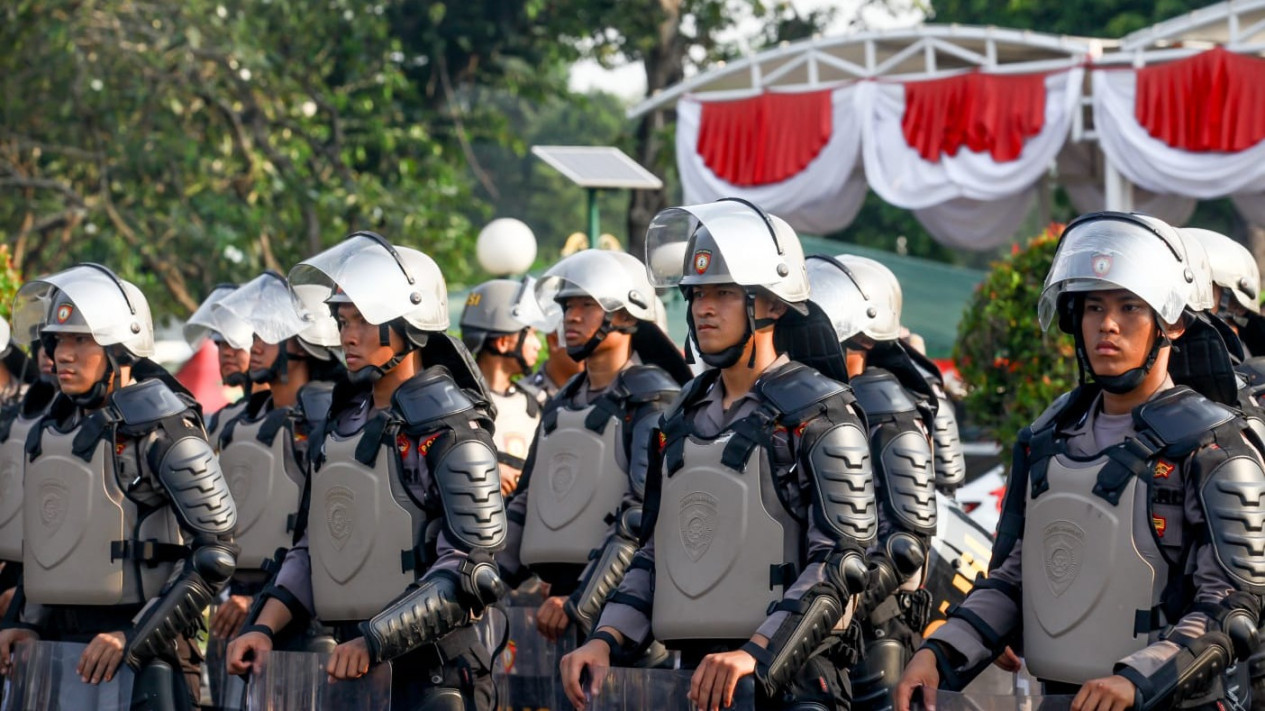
877, 428, 938, 537
805, 422, 878, 545
359, 554, 505, 664
747, 584, 845, 698
434, 438, 507, 552
1123, 632, 1234, 711
565, 505, 642, 636
930, 392, 966, 494
1198, 451, 1265, 594
125, 543, 235, 668
858, 532, 926, 620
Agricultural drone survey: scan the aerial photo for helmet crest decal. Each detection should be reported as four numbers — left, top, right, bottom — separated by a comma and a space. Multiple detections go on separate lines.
693, 249, 712, 275
1091, 254, 1113, 278
55, 304, 73, 324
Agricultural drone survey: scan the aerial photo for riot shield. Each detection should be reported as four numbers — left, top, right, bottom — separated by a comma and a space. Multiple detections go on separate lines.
244, 650, 390, 711
582, 666, 756, 711
3, 640, 134, 710
204, 637, 246, 711
493, 605, 575, 711
912, 689, 1073, 711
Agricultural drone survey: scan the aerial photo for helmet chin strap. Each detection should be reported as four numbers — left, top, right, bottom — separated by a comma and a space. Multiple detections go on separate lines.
249, 344, 293, 386
687, 290, 776, 370
566, 314, 635, 362
73, 347, 128, 410
488, 330, 533, 376
347, 322, 416, 385
1071, 303, 1169, 395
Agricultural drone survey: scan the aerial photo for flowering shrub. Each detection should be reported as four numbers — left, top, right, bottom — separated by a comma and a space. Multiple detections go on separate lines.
0, 245, 20, 321
953, 225, 1077, 453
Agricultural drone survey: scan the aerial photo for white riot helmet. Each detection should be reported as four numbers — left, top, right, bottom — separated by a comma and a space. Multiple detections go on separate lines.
184, 284, 255, 352
14, 263, 154, 406
460, 277, 551, 372
1177, 230, 1217, 314
805, 255, 903, 345
214, 271, 341, 385
290, 232, 478, 389
1039, 212, 1198, 395
1181, 228, 1260, 318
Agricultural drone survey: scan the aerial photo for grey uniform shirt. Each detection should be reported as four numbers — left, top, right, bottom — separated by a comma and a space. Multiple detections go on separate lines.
597, 355, 850, 645
271, 388, 481, 620
929, 377, 1237, 679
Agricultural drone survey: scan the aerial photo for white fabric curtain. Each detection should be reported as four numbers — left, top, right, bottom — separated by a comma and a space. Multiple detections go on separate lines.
677, 87, 867, 236
1056, 142, 1198, 225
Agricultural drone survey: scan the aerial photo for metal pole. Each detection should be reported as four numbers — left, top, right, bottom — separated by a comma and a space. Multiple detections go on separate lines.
587, 187, 600, 249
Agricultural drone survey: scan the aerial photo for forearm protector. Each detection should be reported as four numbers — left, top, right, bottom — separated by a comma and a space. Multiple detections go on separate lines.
565, 506, 641, 636
124, 543, 235, 669
359, 554, 505, 665
746, 583, 844, 698
1122, 632, 1234, 711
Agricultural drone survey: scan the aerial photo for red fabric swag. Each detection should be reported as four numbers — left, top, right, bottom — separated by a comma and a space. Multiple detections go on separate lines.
697, 90, 833, 187
1136, 47, 1265, 153
902, 72, 1047, 163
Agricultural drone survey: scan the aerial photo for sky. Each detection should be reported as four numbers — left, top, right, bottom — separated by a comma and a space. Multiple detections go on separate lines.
568, 0, 925, 101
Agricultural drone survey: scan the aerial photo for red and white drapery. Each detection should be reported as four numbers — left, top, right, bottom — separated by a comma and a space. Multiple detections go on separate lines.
677, 46, 1265, 250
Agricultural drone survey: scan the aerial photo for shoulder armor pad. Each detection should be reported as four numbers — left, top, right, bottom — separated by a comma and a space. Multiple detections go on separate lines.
850, 369, 917, 418
297, 381, 335, 423
806, 421, 877, 544
617, 365, 681, 404
661, 370, 719, 425
157, 435, 237, 536
112, 379, 191, 426
1030, 389, 1079, 434
1237, 358, 1265, 388
758, 363, 847, 419
1199, 454, 1265, 593
514, 377, 543, 402
878, 429, 938, 535
434, 438, 506, 552
1135, 386, 1236, 452
392, 368, 477, 429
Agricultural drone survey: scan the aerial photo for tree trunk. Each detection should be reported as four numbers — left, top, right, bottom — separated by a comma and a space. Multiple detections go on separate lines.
626, 0, 686, 264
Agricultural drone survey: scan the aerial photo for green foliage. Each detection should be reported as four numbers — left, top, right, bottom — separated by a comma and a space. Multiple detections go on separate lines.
953, 225, 1076, 451
929, 0, 1200, 38
0, 245, 21, 322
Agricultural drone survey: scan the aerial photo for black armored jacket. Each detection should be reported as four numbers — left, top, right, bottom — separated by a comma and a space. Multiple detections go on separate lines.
7, 365, 237, 670
262, 366, 507, 665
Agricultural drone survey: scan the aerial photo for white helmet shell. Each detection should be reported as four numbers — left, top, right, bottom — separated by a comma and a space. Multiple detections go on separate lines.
1038, 213, 1196, 332
288, 232, 448, 332
15, 264, 154, 358
806, 255, 903, 343
645, 199, 809, 306
1176, 229, 1216, 313
184, 284, 256, 350
214, 272, 341, 350
535, 250, 658, 322
1181, 227, 1259, 314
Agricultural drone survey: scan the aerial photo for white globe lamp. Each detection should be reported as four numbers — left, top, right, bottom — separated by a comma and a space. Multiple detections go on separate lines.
477, 218, 537, 276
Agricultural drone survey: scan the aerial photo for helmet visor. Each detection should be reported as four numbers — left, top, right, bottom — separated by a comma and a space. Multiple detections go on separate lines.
289, 234, 439, 328
15, 266, 152, 354
805, 256, 870, 344
214, 273, 318, 346
645, 201, 788, 289
536, 251, 653, 315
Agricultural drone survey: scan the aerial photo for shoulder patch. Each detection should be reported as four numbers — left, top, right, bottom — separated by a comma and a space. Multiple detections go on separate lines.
618, 365, 682, 404
111, 379, 191, 426
850, 369, 917, 418
392, 369, 477, 429
756, 362, 847, 418
1135, 386, 1236, 452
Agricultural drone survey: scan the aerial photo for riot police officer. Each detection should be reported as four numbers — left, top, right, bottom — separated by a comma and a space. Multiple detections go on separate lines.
806, 255, 938, 711
460, 277, 549, 496
0, 264, 238, 710
525, 318, 584, 400
184, 284, 258, 443
204, 271, 343, 640
561, 199, 875, 711
895, 213, 1265, 711
225, 232, 507, 709
496, 249, 690, 649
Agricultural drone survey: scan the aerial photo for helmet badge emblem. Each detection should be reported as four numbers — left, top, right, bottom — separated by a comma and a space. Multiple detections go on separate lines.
1091, 254, 1112, 278
693, 250, 712, 275
55, 304, 73, 324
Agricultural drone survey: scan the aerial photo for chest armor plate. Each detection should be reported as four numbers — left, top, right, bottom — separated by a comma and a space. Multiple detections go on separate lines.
0, 413, 40, 561
24, 426, 180, 605
652, 434, 802, 642
489, 390, 539, 466
309, 429, 421, 622
521, 406, 626, 566
219, 415, 303, 571
1021, 453, 1167, 683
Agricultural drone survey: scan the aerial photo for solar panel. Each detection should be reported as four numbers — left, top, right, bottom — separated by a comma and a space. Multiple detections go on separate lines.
531, 145, 664, 190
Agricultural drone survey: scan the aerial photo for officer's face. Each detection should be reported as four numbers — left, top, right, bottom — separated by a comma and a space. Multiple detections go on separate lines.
216, 340, 249, 382
51, 333, 107, 395
1080, 290, 1165, 376
249, 335, 280, 374
690, 283, 748, 354
561, 296, 606, 349
519, 328, 541, 369
336, 304, 402, 371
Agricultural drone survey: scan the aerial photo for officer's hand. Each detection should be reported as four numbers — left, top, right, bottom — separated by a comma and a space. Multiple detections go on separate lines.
559, 638, 612, 711
537, 595, 570, 641
895, 648, 941, 711
690, 648, 758, 711
226, 630, 272, 677
327, 638, 370, 682
0, 627, 38, 676
77, 631, 125, 684
992, 646, 1022, 672
1072, 675, 1136, 711
0, 587, 16, 619
211, 595, 252, 639
499, 463, 520, 497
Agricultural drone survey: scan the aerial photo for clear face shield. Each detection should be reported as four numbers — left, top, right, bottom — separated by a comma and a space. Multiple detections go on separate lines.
534, 251, 654, 317
184, 285, 255, 350
214, 273, 339, 349
644, 199, 797, 291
